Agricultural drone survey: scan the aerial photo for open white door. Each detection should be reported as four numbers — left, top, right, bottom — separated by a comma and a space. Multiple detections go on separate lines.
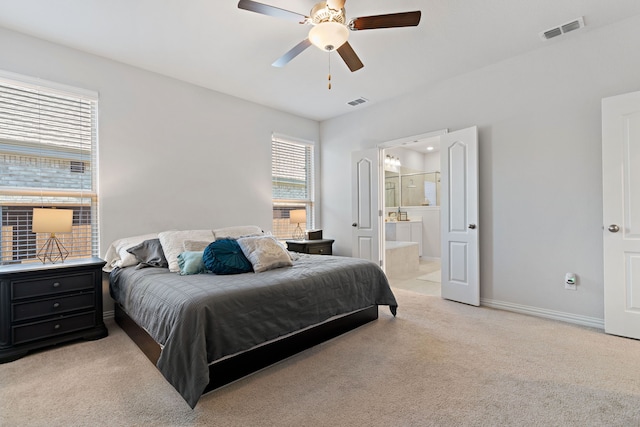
351, 148, 381, 264
602, 91, 640, 340
440, 126, 479, 306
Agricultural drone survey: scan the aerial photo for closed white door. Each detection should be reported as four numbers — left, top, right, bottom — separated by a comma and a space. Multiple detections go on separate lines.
440, 126, 479, 306
351, 148, 381, 264
602, 91, 640, 340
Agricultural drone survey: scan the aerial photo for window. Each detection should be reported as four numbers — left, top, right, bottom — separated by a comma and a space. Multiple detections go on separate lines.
0, 71, 99, 265
271, 134, 314, 240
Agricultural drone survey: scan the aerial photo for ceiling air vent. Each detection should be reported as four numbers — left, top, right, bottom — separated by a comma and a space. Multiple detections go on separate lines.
347, 97, 368, 107
540, 16, 585, 41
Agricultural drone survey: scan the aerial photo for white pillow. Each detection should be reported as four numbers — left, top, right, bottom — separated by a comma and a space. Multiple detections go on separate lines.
237, 235, 292, 273
158, 230, 215, 272
183, 240, 211, 252
103, 233, 159, 272
213, 225, 263, 240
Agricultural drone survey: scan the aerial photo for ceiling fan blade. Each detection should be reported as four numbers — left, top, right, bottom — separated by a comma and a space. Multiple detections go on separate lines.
326, 0, 346, 10
349, 11, 421, 31
337, 42, 364, 72
237, 0, 307, 23
272, 39, 312, 67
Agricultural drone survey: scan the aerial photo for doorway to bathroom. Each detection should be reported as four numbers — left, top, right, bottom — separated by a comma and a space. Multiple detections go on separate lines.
352, 126, 479, 304
380, 131, 444, 296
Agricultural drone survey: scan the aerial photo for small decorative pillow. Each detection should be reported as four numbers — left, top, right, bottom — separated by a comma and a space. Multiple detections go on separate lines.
126, 238, 168, 269
203, 239, 253, 275
237, 235, 293, 273
177, 251, 206, 275
158, 230, 215, 272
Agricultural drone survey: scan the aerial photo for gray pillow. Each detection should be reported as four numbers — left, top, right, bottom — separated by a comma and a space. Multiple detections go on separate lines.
126, 238, 168, 269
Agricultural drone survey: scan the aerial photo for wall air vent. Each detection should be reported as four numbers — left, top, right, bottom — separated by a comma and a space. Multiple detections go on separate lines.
540, 16, 585, 41
347, 97, 368, 107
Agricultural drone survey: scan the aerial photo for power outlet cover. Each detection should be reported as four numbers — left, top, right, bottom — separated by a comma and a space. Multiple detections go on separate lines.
565, 273, 577, 290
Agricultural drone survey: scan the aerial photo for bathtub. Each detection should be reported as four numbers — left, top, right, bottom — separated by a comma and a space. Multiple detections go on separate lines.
384, 241, 419, 278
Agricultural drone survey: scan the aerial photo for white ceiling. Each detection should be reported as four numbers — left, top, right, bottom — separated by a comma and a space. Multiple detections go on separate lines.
1, 0, 639, 121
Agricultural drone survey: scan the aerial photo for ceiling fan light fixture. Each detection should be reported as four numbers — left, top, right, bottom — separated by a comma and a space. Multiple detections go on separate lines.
309, 21, 349, 51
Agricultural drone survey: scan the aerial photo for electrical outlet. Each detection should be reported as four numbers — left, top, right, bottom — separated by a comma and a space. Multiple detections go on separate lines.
565, 273, 577, 290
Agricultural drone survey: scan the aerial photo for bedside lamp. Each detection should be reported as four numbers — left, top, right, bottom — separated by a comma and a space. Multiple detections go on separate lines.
290, 209, 307, 240
32, 208, 73, 264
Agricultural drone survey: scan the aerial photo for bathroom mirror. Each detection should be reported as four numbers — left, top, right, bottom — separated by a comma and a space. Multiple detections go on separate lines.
384, 173, 400, 207
384, 145, 441, 208
385, 169, 440, 207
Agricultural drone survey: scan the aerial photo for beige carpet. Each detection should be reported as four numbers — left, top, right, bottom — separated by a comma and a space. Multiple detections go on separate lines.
2, 288, 640, 426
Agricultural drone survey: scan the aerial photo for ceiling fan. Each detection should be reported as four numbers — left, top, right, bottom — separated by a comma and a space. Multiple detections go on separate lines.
237, 0, 422, 72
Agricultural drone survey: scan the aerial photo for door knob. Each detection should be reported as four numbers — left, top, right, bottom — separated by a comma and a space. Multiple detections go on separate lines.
608, 224, 620, 233
352, 223, 357, 227
468, 224, 476, 229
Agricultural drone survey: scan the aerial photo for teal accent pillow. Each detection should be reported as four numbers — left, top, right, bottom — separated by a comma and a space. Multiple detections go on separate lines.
177, 251, 206, 275
203, 239, 253, 275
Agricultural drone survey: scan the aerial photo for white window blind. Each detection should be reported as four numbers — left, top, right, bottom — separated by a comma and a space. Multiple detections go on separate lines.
272, 134, 314, 240
0, 72, 99, 265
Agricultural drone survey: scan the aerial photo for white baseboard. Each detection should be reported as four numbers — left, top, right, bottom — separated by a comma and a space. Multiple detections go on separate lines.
480, 298, 604, 330
103, 310, 114, 320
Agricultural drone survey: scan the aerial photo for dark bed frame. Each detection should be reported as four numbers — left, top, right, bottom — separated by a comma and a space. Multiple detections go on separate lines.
114, 303, 379, 394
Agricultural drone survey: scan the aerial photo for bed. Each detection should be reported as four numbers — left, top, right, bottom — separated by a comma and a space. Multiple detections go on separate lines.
106, 227, 398, 408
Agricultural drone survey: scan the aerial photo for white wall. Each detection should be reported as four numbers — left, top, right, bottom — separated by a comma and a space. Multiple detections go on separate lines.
321, 15, 640, 321
0, 27, 319, 253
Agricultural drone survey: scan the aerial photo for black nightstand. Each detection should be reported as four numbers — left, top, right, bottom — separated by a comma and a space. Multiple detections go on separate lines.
286, 239, 335, 255
0, 257, 107, 363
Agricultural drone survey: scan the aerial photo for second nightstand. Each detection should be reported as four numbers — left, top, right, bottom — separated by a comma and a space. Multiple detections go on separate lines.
286, 239, 334, 255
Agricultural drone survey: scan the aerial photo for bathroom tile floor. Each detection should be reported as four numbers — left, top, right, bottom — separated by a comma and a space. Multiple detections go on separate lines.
388, 259, 441, 296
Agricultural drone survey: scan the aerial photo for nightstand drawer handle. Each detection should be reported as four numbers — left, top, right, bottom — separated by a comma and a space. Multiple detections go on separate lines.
54, 324, 61, 330
52, 282, 61, 288
53, 302, 60, 309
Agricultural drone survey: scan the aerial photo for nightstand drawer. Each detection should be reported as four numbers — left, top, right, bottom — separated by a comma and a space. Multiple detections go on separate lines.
12, 293, 95, 322
308, 244, 332, 255
11, 273, 94, 300
286, 239, 334, 255
12, 312, 96, 345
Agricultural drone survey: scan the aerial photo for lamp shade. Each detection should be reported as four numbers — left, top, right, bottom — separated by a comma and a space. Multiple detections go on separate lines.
309, 22, 349, 51
290, 209, 307, 224
32, 208, 73, 233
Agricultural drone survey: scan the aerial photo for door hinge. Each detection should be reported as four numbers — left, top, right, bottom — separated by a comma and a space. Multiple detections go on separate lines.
379, 209, 383, 217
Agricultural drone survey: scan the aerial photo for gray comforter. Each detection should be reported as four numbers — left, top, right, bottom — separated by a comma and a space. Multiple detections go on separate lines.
110, 254, 397, 408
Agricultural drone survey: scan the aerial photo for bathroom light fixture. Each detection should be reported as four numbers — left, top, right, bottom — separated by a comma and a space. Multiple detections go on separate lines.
384, 155, 401, 172
290, 209, 307, 240
32, 208, 73, 263
385, 155, 401, 166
